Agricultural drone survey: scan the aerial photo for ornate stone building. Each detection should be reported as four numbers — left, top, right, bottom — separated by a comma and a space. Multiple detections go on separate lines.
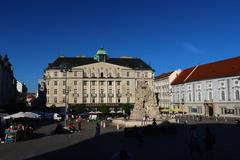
0, 54, 18, 108
44, 48, 154, 108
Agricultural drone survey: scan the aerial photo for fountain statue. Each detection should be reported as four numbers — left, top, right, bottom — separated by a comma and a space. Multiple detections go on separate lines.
130, 81, 160, 120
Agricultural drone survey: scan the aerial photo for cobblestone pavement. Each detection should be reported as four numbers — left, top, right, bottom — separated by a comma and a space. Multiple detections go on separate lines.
0, 120, 240, 160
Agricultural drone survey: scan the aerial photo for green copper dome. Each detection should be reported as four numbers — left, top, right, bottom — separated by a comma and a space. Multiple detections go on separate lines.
94, 48, 108, 62
96, 48, 107, 55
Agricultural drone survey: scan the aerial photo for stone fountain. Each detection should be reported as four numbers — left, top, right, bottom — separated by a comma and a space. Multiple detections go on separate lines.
112, 81, 166, 128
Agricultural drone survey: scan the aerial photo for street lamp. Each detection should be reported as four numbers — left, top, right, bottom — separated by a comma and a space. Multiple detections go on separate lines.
60, 64, 72, 127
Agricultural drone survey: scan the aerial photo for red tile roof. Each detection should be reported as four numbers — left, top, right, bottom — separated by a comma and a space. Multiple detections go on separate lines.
155, 71, 174, 80
171, 56, 240, 85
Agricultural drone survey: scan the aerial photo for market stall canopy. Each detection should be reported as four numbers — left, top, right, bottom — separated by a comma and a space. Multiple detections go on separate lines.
4, 112, 41, 119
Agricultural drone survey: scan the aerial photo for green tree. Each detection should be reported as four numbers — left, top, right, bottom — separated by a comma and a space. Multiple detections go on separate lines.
99, 104, 110, 114
122, 103, 134, 115
72, 104, 86, 114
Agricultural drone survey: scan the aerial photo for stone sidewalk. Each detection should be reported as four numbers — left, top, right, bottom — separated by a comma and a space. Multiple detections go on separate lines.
0, 121, 239, 160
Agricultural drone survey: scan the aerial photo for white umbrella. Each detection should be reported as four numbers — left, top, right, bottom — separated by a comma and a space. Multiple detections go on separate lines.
110, 110, 116, 113
24, 112, 41, 119
95, 111, 102, 114
4, 112, 40, 119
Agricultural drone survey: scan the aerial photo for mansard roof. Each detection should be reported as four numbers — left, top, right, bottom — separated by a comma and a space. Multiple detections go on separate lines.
46, 56, 153, 70
171, 56, 240, 85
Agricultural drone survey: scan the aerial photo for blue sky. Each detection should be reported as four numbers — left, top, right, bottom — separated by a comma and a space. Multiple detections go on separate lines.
1, 0, 240, 92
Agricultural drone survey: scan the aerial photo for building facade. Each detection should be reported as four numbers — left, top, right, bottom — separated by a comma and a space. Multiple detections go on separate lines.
0, 54, 17, 108
154, 70, 181, 109
44, 48, 154, 108
16, 81, 28, 104
171, 57, 240, 117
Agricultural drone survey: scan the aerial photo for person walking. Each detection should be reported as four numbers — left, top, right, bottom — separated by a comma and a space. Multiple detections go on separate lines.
76, 116, 82, 132
204, 127, 215, 160
95, 122, 100, 137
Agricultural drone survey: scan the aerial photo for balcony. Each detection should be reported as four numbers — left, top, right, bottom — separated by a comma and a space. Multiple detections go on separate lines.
204, 99, 213, 104
83, 93, 88, 97
108, 93, 114, 97
91, 93, 97, 97
72, 93, 79, 97
116, 93, 122, 97
126, 93, 132, 97
100, 93, 105, 97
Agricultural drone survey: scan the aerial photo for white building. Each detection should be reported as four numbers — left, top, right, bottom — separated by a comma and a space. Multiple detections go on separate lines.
44, 48, 154, 109
16, 81, 28, 103
154, 70, 181, 109
171, 56, 240, 117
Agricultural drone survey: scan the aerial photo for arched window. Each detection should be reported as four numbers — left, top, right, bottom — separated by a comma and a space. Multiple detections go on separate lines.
100, 72, 104, 78
188, 93, 192, 102
236, 90, 240, 100
221, 91, 225, 101
198, 92, 201, 101
208, 91, 212, 100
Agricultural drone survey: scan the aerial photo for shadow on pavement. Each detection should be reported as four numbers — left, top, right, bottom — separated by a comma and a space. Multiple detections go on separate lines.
26, 123, 240, 160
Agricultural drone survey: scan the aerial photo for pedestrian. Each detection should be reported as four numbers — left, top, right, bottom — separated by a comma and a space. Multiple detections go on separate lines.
76, 116, 82, 132
188, 125, 203, 160
204, 127, 215, 160
95, 122, 100, 137
152, 118, 157, 127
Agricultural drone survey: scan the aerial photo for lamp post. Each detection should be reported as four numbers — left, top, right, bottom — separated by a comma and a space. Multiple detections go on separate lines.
60, 64, 72, 127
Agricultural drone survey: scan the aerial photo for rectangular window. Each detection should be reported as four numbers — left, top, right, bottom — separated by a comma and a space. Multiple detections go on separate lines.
127, 81, 130, 86
83, 89, 87, 94
54, 89, 57, 95
109, 97, 112, 103
47, 97, 49, 103
92, 81, 95, 86
100, 81, 104, 85
63, 89, 65, 94
63, 80, 66, 86
145, 72, 148, 78
74, 98, 77, 103
74, 89, 77, 94
74, 81, 77, 85
47, 81, 49, 85
54, 97, 57, 103
63, 97, 66, 103
100, 89, 104, 94
83, 98, 87, 103
109, 89, 112, 94
47, 89, 49, 94
54, 81, 58, 86
127, 97, 130, 103
74, 71, 77, 76
101, 97, 104, 103
54, 72, 58, 77
62, 72, 67, 77
137, 72, 140, 77
83, 81, 87, 85
127, 72, 130, 77
117, 81, 120, 85
118, 98, 121, 103
108, 81, 112, 86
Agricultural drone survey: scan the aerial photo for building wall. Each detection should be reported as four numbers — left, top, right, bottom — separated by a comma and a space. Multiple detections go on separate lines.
45, 61, 153, 107
154, 70, 181, 108
0, 55, 17, 107
171, 76, 240, 117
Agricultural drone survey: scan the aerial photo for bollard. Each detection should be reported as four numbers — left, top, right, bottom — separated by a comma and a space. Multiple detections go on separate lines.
117, 124, 120, 130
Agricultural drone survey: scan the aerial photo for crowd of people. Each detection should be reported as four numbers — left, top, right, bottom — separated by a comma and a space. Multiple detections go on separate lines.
0, 122, 34, 143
